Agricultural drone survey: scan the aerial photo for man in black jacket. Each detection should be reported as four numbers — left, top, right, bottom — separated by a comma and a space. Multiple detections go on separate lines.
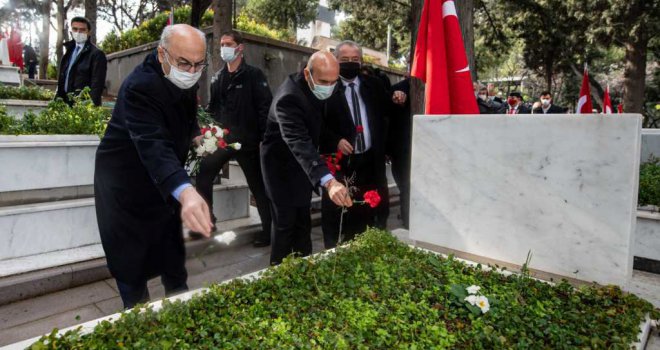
56, 17, 107, 106
387, 77, 411, 229
94, 24, 212, 309
196, 30, 273, 247
532, 91, 567, 114
319, 41, 391, 249
261, 51, 352, 265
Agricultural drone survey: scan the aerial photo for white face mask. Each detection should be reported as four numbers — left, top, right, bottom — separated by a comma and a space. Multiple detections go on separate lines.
478, 94, 488, 101
72, 32, 87, 44
541, 98, 551, 107
308, 72, 336, 100
221, 46, 238, 62
163, 53, 203, 90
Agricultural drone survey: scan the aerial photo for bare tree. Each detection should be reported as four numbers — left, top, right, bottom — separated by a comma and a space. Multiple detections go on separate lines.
84, 0, 97, 44
39, 0, 50, 79
98, 0, 160, 31
212, 0, 232, 71
190, 0, 212, 27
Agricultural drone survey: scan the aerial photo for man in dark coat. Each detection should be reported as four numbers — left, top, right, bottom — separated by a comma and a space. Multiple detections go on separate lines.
387, 77, 411, 229
319, 41, 392, 249
22, 45, 38, 79
94, 24, 212, 309
196, 30, 273, 247
56, 17, 107, 106
476, 85, 502, 114
500, 91, 531, 114
261, 51, 352, 265
532, 91, 567, 114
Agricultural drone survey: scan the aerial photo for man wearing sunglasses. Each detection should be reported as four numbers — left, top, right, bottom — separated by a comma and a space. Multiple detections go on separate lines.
94, 24, 212, 309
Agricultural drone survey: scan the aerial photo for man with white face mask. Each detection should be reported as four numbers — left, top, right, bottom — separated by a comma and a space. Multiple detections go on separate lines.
94, 24, 212, 309
195, 30, 273, 247
532, 91, 567, 114
56, 17, 107, 106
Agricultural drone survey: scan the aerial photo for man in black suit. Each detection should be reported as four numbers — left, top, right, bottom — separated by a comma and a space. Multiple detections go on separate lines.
261, 51, 353, 265
501, 91, 531, 114
56, 17, 107, 106
388, 77, 411, 229
319, 41, 392, 249
532, 91, 567, 114
94, 24, 212, 309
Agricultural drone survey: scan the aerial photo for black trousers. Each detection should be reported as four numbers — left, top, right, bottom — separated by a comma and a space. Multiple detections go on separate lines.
115, 267, 188, 309
322, 150, 387, 249
196, 147, 271, 241
390, 151, 411, 229
270, 204, 312, 265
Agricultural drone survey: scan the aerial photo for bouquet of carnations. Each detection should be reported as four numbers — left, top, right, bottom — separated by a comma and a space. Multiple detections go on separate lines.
194, 124, 241, 157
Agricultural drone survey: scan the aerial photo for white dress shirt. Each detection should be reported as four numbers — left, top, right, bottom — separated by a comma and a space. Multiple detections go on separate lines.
341, 77, 371, 152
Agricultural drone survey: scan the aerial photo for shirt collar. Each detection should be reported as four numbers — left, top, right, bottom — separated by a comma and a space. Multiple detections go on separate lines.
341, 76, 360, 88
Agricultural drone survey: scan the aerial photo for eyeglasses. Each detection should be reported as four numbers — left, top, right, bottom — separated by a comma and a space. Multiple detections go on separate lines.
163, 48, 208, 73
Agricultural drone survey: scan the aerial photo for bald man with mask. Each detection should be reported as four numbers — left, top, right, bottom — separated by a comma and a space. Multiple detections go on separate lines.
261, 51, 353, 265
94, 24, 212, 309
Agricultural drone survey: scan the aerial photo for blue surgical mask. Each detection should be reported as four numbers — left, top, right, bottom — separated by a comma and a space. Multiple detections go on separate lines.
308, 73, 336, 100
221, 46, 238, 62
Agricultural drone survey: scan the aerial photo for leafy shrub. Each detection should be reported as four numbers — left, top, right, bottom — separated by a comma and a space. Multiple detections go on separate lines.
30, 229, 657, 349
0, 84, 55, 101
46, 61, 58, 80
0, 88, 109, 136
100, 7, 292, 54
639, 157, 660, 207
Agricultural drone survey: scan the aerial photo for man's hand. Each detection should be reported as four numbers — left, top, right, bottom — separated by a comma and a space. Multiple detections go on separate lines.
392, 90, 407, 105
180, 187, 212, 237
337, 139, 354, 155
325, 178, 353, 207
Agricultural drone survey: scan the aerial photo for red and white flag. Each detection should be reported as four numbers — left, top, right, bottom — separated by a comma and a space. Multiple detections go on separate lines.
576, 63, 593, 114
602, 85, 613, 114
167, 8, 174, 26
411, 0, 479, 115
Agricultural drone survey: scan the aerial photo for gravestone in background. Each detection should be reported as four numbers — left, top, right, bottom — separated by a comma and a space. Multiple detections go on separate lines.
410, 114, 642, 287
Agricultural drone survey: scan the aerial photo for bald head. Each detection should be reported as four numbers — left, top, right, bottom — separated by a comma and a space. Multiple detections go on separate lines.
304, 51, 339, 90
157, 24, 207, 74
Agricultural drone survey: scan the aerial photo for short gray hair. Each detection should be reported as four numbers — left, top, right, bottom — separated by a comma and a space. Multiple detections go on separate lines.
159, 24, 206, 49
334, 40, 363, 58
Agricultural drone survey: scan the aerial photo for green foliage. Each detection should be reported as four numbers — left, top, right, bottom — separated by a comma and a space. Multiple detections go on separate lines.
0, 84, 55, 101
243, 0, 317, 34
46, 62, 58, 80
100, 6, 293, 55
639, 158, 660, 207
0, 89, 109, 136
29, 229, 657, 349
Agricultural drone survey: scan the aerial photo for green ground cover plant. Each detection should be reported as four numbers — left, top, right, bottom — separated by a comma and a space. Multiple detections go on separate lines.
0, 84, 55, 101
639, 157, 660, 207
29, 229, 658, 349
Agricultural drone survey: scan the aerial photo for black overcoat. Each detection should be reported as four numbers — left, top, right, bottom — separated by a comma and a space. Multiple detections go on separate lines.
94, 52, 199, 285
260, 72, 330, 207
56, 40, 107, 106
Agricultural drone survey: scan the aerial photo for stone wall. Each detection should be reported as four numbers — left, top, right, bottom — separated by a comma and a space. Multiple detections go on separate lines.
105, 29, 405, 104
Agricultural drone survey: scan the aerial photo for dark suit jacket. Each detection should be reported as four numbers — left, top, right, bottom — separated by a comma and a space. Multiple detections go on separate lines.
261, 72, 330, 207
320, 74, 391, 189
94, 52, 199, 285
532, 104, 567, 114
56, 40, 107, 106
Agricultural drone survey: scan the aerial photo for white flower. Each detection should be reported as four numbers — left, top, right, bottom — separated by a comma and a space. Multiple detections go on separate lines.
195, 145, 205, 156
230, 142, 242, 150
204, 130, 213, 139
203, 138, 217, 153
214, 230, 236, 245
464, 295, 477, 306
475, 295, 490, 314
215, 128, 224, 138
466, 285, 481, 295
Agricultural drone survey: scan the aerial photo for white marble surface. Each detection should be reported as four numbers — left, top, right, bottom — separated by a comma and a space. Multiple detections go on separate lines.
0, 244, 104, 277
0, 66, 20, 85
635, 211, 660, 261
410, 114, 643, 287
0, 135, 100, 193
0, 99, 49, 118
641, 129, 660, 163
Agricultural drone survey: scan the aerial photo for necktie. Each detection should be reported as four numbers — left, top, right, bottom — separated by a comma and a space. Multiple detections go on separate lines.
65, 45, 81, 92
349, 82, 365, 153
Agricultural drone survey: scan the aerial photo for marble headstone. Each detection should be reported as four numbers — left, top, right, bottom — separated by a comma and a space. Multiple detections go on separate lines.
410, 114, 642, 287
641, 129, 660, 163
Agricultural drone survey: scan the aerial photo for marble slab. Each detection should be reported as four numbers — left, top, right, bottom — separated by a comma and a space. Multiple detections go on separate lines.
410, 114, 642, 287
641, 129, 660, 163
0, 66, 20, 86
634, 211, 660, 262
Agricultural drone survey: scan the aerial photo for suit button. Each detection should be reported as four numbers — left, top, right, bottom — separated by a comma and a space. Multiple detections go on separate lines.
312, 161, 318, 166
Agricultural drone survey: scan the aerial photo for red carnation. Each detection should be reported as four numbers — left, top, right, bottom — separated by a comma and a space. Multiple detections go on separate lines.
335, 150, 344, 161
217, 139, 227, 148
201, 128, 209, 135
363, 190, 381, 208
223, 128, 230, 135
356, 125, 364, 133
211, 127, 218, 135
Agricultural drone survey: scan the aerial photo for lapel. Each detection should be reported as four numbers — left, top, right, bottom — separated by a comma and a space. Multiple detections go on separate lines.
69, 42, 89, 70
358, 76, 376, 130
337, 83, 355, 127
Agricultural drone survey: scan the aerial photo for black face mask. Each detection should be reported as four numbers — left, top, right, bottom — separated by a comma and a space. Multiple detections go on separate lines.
339, 62, 361, 80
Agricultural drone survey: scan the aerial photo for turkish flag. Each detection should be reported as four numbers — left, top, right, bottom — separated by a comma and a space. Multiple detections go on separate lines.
602, 85, 613, 114
411, 0, 478, 115
7, 28, 24, 70
576, 64, 593, 114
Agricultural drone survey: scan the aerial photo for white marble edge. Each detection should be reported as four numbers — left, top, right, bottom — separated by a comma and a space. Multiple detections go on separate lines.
0, 135, 100, 142
0, 198, 95, 216
0, 99, 50, 106
642, 129, 660, 135
2, 237, 653, 349
0, 141, 100, 148
638, 211, 660, 221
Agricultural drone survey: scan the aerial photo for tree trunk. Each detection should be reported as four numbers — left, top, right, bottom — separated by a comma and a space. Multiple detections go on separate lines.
410, 0, 424, 117
85, 0, 98, 44
212, 0, 232, 71
190, 0, 212, 28
38, 0, 51, 79
621, 38, 647, 114
455, 0, 475, 81
55, 0, 67, 69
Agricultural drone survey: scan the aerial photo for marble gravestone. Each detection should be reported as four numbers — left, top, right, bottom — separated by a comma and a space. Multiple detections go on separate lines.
410, 114, 643, 287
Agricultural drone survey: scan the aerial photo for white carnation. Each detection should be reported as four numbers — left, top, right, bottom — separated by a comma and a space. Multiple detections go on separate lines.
215, 129, 224, 138
475, 295, 490, 314
195, 145, 205, 156
203, 138, 217, 153
230, 142, 242, 150
464, 295, 477, 306
204, 130, 213, 139
214, 230, 237, 245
